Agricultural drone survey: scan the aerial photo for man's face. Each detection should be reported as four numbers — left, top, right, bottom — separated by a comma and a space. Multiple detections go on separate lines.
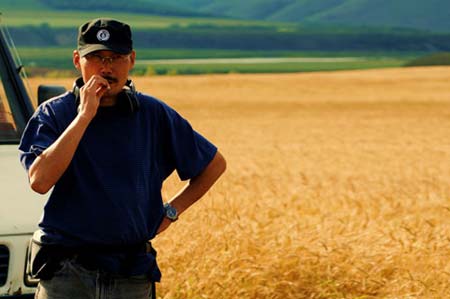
73, 49, 136, 100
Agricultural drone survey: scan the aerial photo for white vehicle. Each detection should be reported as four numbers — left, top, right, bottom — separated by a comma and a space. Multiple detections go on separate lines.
0, 19, 64, 297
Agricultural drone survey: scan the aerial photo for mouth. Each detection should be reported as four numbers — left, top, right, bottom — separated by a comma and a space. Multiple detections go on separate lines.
102, 75, 118, 85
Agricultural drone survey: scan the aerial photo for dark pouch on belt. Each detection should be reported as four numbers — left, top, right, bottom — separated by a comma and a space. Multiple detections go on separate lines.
26, 230, 64, 280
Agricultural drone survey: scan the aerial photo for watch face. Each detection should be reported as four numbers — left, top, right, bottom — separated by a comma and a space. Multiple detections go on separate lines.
165, 203, 178, 220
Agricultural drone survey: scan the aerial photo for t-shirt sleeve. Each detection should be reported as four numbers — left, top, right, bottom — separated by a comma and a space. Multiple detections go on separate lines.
159, 103, 217, 181
18, 104, 60, 171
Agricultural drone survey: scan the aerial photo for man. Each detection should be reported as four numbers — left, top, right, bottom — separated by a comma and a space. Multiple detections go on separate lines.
18, 18, 226, 299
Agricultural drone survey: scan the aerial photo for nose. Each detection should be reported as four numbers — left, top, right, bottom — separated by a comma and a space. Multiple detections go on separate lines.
100, 60, 113, 73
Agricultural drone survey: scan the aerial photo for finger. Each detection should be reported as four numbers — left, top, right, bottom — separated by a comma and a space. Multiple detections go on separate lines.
85, 75, 108, 88
95, 82, 110, 97
96, 83, 110, 94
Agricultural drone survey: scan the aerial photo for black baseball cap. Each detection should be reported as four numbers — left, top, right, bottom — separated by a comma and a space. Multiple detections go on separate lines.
77, 18, 133, 57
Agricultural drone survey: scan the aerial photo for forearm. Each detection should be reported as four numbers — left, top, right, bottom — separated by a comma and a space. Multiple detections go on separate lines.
29, 114, 91, 194
28, 75, 108, 194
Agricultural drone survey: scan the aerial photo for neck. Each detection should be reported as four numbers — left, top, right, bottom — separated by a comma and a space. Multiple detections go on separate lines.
99, 96, 118, 107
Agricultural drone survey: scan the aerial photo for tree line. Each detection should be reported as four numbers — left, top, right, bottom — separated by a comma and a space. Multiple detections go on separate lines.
9, 25, 450, 52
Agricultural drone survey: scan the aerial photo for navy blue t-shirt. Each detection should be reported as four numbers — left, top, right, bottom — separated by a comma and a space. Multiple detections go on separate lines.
18, 91, 217, 280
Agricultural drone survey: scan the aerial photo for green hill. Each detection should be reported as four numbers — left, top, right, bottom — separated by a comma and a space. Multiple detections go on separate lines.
0, 0, 46, 10
1, 0, 449, 32
37, 0, 211, 17
0, 0, 208, 17
298, 0, 450, 32
2, 0, 450, 76
151, 0, 450, 32
2, 0, 450, 54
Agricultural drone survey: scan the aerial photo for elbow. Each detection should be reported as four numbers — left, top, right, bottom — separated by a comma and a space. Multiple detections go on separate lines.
219, 154, 227, 175
28, 161, 53, 194
215, 151, 227, 177
29, 176, 51, 195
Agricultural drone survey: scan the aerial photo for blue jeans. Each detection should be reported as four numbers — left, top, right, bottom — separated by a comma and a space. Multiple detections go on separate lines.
35, 258, 153, 299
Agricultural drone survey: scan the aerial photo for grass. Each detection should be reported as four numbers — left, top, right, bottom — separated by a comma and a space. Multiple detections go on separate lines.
28, 66, 450, 297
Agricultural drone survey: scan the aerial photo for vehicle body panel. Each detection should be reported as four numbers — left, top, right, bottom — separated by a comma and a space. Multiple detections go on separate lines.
0, 16, 53, 297
0, 145, 44, 236
0, 235, 37, 296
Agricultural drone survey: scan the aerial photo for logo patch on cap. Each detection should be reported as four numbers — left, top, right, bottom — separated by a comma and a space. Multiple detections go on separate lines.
96, 29, 110, 42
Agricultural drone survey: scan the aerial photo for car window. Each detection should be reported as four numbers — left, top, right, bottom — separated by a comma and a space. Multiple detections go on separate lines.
0, 81, 19, 142
0, 21, 34, 143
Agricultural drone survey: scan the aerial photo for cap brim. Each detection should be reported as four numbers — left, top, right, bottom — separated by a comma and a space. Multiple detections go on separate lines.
78, 44, 132, 57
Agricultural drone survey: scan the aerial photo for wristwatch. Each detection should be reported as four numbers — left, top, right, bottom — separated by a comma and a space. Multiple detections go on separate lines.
164, 202, 178, 222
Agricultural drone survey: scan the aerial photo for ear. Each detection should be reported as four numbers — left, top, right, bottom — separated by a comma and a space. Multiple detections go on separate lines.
129, 50, 136, 70
73, 50, 81, 70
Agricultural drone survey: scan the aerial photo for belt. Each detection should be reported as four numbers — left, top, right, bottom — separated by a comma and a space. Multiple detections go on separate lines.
68, 242, 156, 272
75, 242, 150, 255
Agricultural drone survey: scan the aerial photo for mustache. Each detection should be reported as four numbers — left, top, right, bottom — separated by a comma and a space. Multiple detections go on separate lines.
102, 75, 118, 84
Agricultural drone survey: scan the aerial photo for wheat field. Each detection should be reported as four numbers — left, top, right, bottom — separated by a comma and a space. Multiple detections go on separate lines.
29, 66, 450, 298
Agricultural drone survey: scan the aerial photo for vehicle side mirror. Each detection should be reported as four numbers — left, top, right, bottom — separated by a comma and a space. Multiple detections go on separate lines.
37, 85, 66, 106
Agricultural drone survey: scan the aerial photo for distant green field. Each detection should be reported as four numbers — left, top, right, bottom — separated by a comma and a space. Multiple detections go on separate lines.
132, 58, 406, 76
6, 8, 419, 77
17, 47, 418, 62
405, 52, 450, 67
16, 49, 408, 76
16, 47, 413, 77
